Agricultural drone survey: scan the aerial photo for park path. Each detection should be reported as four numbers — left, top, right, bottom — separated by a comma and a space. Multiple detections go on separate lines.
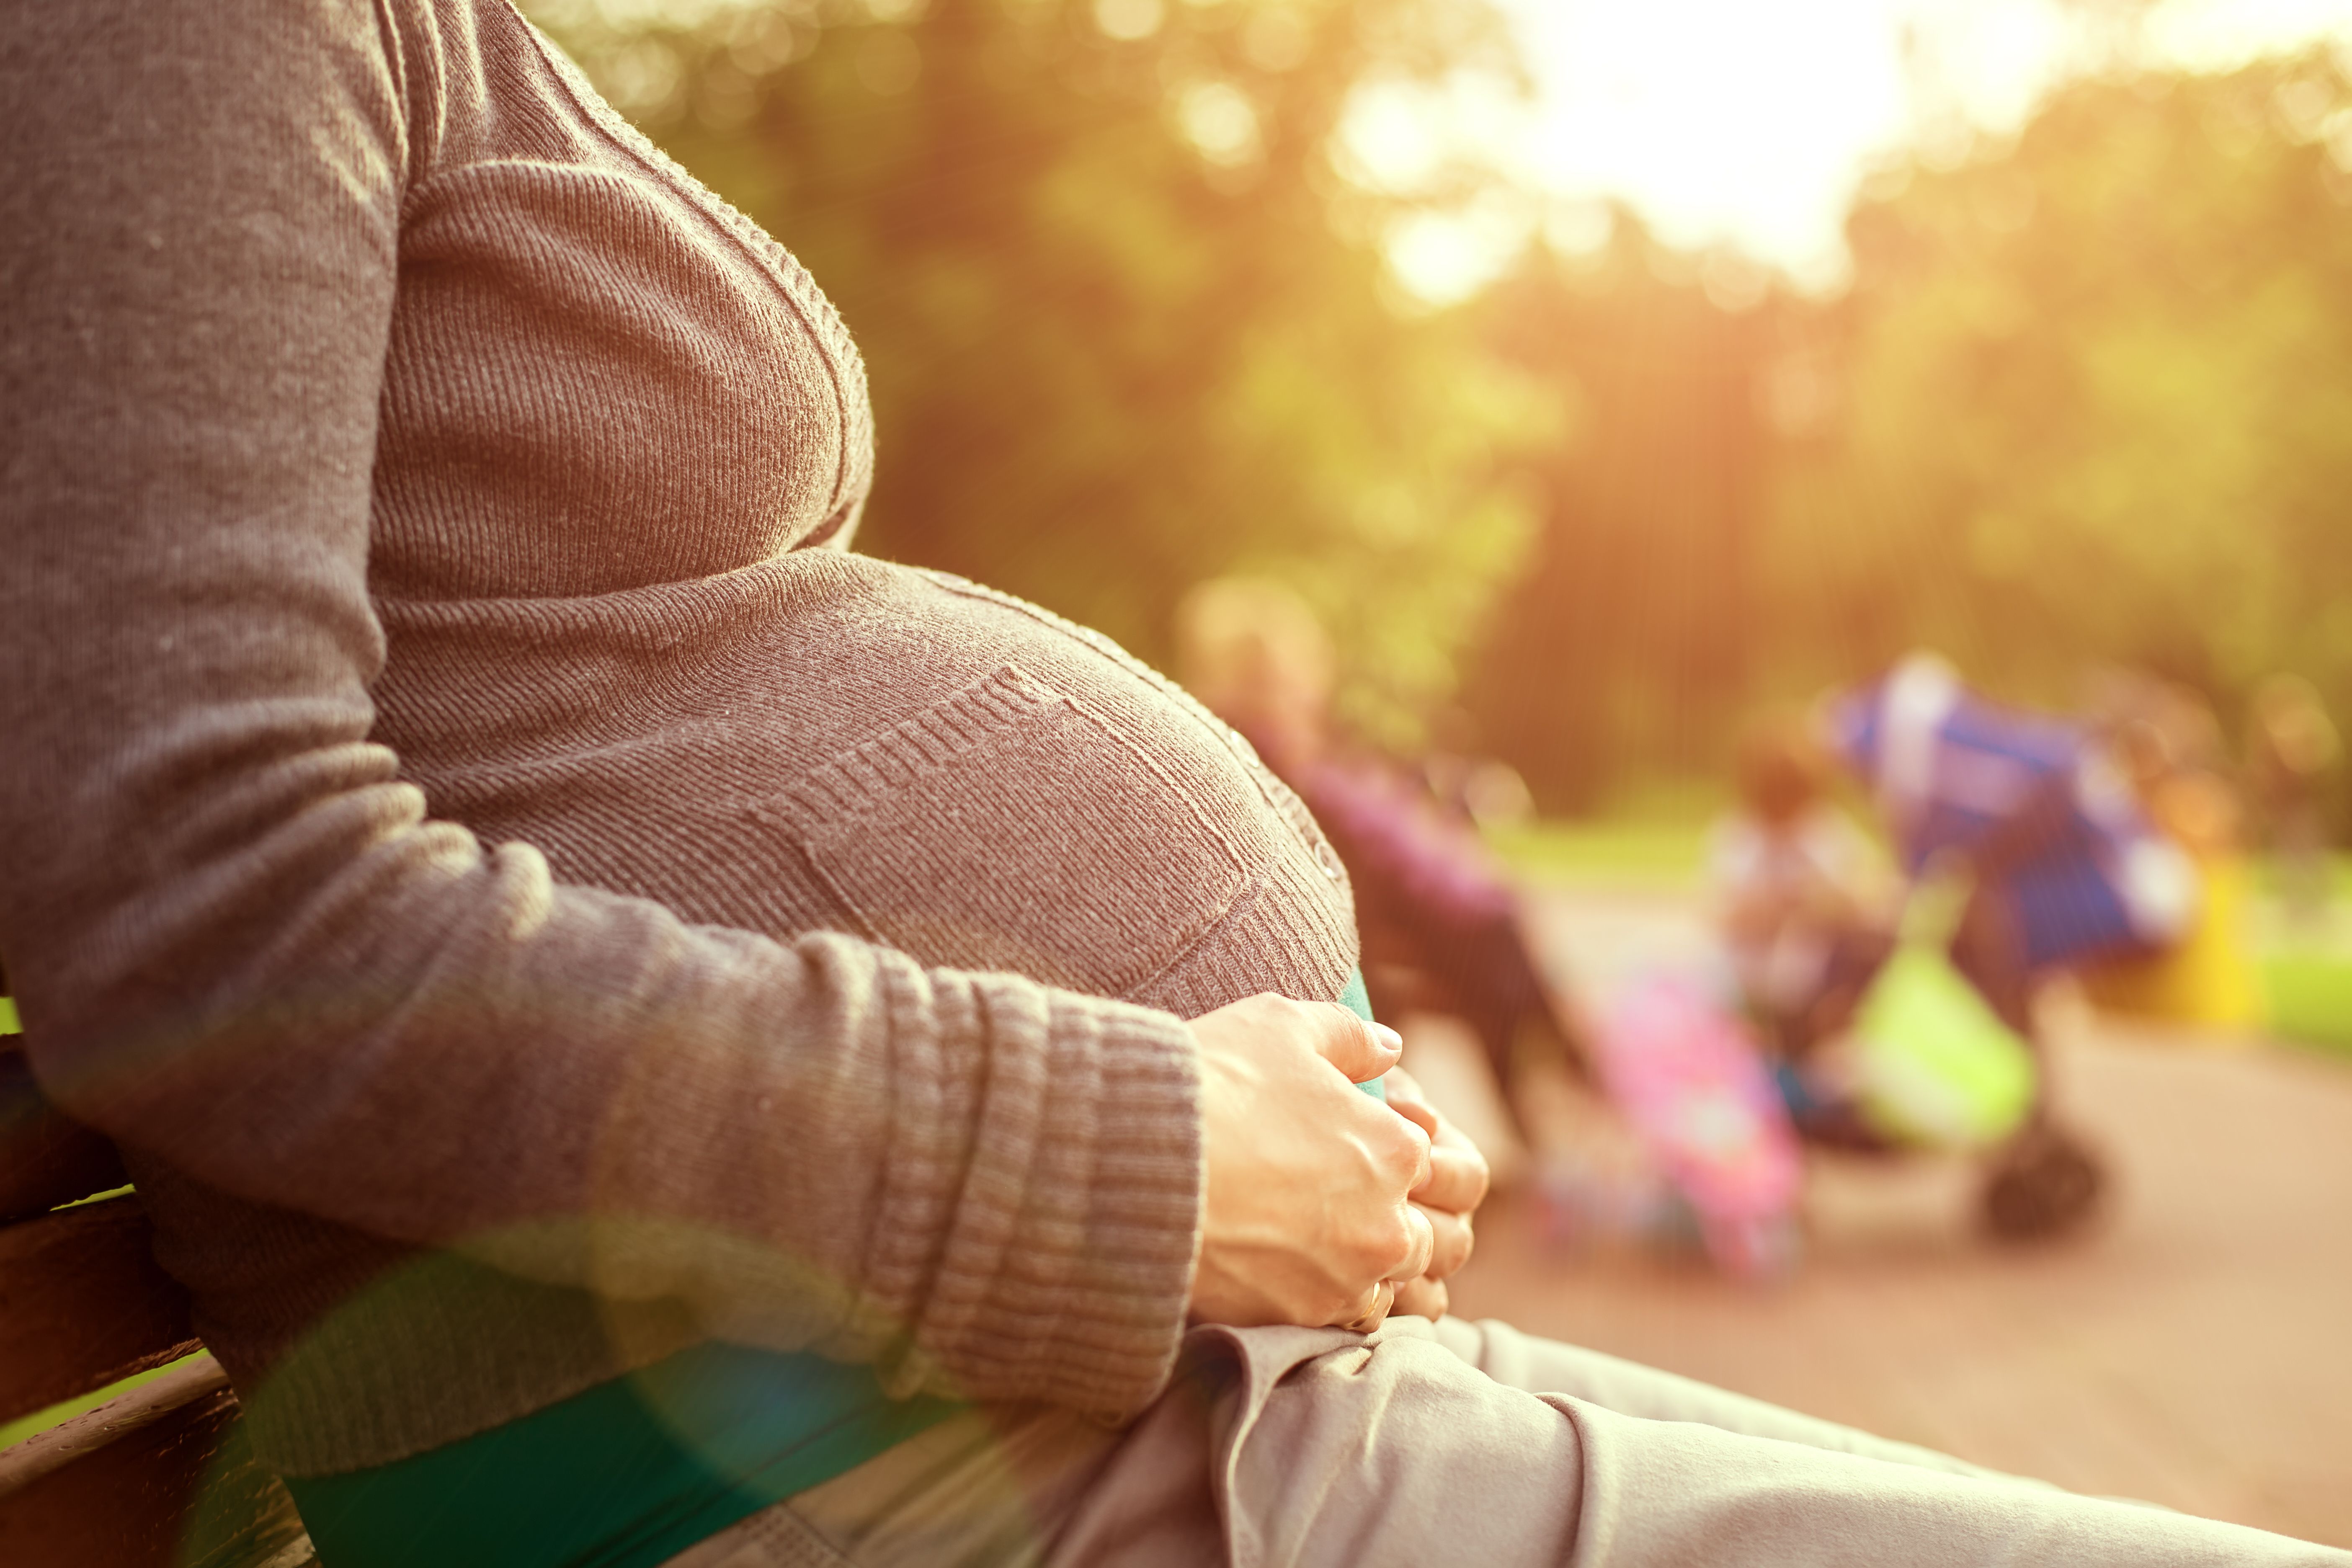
1442, 886, 2352, 1549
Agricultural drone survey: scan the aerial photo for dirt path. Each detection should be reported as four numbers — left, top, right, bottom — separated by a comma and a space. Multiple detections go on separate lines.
1445, 888, 2352, 1547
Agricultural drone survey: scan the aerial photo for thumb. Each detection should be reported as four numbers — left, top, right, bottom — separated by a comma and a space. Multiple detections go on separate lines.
1304, 1003, 1404, 1085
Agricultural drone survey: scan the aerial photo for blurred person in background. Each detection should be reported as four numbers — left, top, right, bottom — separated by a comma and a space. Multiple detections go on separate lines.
2079, 673, 2263, 1030
1421, 707, 1541, 834
1176, 577, 1579, 1145
2102, 677, 2236, 852
1709, 711, 1895, 1055
2246, 673, 2342, 926
1706, 711, 1897, 1143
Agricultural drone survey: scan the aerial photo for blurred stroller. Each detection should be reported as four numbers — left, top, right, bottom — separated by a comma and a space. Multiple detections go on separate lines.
1759, 653, 2202, 1240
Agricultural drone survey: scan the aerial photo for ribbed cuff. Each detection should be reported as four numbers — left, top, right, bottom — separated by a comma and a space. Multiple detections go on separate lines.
884, 973, 1203, 1418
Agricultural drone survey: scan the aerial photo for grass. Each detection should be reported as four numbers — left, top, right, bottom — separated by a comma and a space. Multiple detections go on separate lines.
1484, 777, 1730, 890
2262, 949, 2352, 1058
1485, 819, 1712, 889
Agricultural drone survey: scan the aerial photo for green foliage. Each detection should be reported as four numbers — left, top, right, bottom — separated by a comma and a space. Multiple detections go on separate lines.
1774, 56, 2352, 735
2264, 947, 2352, 1057
524, 0, 1552, 743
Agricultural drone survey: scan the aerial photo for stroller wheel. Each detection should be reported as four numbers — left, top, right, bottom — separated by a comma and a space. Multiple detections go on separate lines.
1979, 1126, 2107, 1242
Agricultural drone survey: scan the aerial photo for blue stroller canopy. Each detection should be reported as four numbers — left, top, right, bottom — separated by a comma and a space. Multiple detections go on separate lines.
1825, 656, 2198, 972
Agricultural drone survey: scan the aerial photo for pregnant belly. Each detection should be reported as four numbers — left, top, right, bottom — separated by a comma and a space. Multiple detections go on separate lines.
371, 552, 1357, 1017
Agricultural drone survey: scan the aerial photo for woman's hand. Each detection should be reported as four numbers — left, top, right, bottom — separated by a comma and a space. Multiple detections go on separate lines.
1185, 995, 1434, 1331
1382, 1066, 1492, 1321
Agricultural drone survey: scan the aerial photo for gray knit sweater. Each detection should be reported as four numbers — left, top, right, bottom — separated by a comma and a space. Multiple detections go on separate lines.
0, 0, 1355, 1475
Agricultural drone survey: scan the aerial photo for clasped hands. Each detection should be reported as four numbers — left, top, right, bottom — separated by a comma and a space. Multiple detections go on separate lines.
1185, 993, 1491, 1333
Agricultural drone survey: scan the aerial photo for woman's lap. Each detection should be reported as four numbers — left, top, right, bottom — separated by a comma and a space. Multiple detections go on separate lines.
1416, 1314, 2017, 1481
661, 1317, 2348, 1568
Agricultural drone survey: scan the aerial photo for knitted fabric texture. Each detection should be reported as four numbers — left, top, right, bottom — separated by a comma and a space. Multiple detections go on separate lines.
0, 0, 1354, 1475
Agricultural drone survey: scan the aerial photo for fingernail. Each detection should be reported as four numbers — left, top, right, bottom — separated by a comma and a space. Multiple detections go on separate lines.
1373, 1024, 1403, 1053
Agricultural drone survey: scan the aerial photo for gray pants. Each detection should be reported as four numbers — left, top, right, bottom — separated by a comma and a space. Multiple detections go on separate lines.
663, 1316, 2347, 1567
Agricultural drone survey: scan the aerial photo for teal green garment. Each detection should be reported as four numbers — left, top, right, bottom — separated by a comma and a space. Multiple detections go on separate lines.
1338, 967, 1386, 1099
284, 1341, 965, 1568
283, 968, 1378, 1567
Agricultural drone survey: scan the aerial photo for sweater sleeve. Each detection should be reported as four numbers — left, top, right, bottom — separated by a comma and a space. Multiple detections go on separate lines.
0, 0, 1202, 1418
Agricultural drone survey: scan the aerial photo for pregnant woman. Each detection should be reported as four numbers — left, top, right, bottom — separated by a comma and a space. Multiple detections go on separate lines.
2, 3, 2339, 1565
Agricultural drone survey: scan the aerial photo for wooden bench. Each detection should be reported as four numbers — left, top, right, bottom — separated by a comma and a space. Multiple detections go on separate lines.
0, 1039, 315, 1566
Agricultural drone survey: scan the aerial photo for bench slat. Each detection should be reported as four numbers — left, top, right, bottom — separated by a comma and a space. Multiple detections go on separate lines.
0, 1355, 312, 1568
0, 1196, 197, 1424
0, 1047, 129, 1222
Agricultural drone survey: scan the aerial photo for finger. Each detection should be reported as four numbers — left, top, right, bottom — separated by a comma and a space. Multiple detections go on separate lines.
1297, 999, 1403, 1085
1405, 1112, 1435, 1189
1341, 1277, 1396, 1333
1413, 1142, 1491, 1215
1382, 1064, 1423, 1096
1414, 1202, 1475, 1280
1381, 1068, 1442, 1140
1391, 1202, 1436, 1282
1430, 1112, 1483, 1155
1358, 1078, 1433, 1192
1382, 1069, 1480, 1190
1391, 1275, 1449, 1322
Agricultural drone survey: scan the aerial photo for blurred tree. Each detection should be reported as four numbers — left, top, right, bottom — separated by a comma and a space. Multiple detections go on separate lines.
523, 0, 1553, 744
1464, 214, 1774, 812
1458, 51, 2352, 824
1771, 54, 2352, 832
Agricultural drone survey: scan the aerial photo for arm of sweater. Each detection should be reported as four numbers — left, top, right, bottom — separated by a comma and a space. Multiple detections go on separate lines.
0, 0, 1200, 1417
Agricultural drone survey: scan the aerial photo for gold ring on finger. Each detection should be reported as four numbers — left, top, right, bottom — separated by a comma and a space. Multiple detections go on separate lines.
1344, 1278, 1395, 1334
